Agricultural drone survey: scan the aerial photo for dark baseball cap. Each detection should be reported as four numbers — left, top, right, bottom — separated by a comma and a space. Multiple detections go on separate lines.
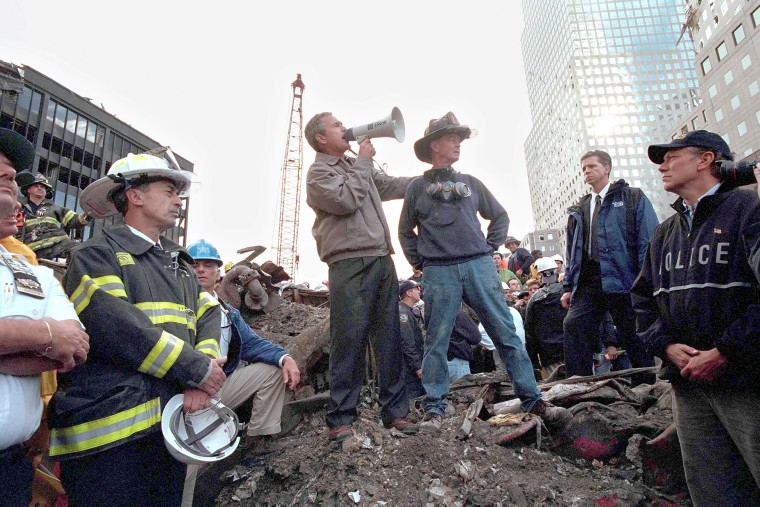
399, 279, 420, 296
648, 130, 732, 164
0, 128, 35, 171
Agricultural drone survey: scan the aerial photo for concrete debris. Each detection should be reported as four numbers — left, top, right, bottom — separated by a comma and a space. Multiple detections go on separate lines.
454, 460, 474, 483
640, 422, 687, 495
206, 296, 689, 505
625, 433, 645, 466
217, 245, 290, 314
232, 469, 264, 501
427, 478, 457, 505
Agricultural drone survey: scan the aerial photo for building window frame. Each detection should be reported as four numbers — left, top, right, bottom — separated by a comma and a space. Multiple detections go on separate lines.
716, 41, 728, 61
733, 24, 745, 45
701, 57, 713, 75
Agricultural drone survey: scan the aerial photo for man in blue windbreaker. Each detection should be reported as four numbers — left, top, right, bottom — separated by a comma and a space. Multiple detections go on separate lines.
561, 149, 659, 385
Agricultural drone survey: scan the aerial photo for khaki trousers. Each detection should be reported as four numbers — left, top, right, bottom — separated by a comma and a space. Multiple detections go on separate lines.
220, 362, 285, 437
182, 363, 285, 506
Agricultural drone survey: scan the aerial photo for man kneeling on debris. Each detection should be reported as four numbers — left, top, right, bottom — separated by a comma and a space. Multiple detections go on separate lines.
183, 239, 300, 505
632, 131, 760, 504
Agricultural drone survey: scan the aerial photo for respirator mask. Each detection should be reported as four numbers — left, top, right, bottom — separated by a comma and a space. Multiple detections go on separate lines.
423, 167, 471, 201
426, 180, 471, 199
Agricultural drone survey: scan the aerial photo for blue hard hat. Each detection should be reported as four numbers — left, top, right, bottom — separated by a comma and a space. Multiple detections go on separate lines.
188, 239, 223, 266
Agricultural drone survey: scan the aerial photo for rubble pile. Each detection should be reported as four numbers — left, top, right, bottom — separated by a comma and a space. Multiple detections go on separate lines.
203, 300, 689, 505
211, 378, 686, 505
200, 303, 690, 506
247, 301, 329, 338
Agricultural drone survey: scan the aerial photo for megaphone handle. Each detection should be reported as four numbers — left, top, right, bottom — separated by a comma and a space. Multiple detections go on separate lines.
355, 135, 367, 143
348, 148, 388, 174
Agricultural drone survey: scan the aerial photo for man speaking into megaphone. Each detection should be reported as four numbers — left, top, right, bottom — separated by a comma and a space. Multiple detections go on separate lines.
342, 106, 405, 144
304, 111, 418, 441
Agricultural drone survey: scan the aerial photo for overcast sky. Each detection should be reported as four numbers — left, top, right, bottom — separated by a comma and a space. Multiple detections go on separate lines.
2, 0, 535, 286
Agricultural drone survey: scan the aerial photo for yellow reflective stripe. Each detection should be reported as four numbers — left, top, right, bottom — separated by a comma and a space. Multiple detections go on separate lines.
61, 210, 77, 227
26, 217, 58, 225
28, 235, 65, 250
24, 216, 61, 228
69, 275, 128, 314
49, 397, 161, 456
196, 291, 218, 320
134, 301, 196, 331
195, 339, 220, 359
138, 330, 184, 378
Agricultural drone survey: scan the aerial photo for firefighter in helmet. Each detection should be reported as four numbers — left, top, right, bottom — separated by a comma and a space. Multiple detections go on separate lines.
16, 173, 91, 261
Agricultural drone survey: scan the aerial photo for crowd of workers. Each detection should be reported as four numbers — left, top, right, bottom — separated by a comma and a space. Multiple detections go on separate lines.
1, 108, 759, 506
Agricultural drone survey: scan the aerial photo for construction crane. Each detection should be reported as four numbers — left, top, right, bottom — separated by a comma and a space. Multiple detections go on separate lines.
274, 74, 305, 279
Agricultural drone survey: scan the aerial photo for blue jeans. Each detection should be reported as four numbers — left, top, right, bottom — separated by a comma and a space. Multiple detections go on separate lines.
447, 357, 471, 383
421, 255, 541, 416
673, 382, 760, 505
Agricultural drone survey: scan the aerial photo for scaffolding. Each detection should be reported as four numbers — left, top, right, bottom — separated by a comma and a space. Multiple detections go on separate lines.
274, 74, 305, 278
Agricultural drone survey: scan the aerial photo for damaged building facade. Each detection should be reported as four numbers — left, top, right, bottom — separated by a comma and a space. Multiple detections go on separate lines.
0, 60, 193, 243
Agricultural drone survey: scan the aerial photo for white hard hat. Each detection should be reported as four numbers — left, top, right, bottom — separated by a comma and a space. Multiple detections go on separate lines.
161, 394, 241, 465
551, 254, 564, 264
535, 257, 558, 273
79, 152, 198, 218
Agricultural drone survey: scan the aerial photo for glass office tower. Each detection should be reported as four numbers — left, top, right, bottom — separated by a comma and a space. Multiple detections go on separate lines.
522, 0, 699, 238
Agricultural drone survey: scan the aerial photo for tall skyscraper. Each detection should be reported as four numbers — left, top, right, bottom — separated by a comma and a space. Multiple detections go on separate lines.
669, 1, 760, 163
521, 0, 699, 240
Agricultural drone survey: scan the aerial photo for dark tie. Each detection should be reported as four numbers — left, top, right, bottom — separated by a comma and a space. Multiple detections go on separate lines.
589, 194, 601, 260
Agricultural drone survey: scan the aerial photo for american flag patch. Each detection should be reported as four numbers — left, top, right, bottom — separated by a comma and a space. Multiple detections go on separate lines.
714, 228, 722, 234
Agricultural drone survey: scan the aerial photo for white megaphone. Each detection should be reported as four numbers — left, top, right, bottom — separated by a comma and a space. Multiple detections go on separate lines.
343, 107, 405, 143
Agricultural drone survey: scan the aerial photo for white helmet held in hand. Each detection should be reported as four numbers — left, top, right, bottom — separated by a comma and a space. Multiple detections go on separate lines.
161, 394, 241, 465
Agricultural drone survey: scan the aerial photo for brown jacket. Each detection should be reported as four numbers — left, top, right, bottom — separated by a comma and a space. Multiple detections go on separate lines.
306, 153, 412, 265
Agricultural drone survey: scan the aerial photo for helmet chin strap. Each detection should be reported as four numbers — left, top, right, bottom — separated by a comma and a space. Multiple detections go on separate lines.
171, 403, 240, 457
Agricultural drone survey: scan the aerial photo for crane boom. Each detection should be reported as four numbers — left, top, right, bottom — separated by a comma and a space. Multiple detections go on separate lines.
274, 74, 305, 279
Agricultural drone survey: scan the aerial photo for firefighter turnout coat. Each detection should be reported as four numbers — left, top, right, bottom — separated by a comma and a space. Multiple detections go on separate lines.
16, 196, 89, 254
48, 225, 222, 460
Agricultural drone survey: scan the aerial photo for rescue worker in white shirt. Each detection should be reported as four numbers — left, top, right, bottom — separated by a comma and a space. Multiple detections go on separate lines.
16, 172, 90, 261
182, 239, 300, 507
48, 151, 224, 506
0, 127, 89, 506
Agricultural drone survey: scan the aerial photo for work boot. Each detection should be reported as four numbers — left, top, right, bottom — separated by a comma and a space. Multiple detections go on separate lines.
419, 413, 443, 434
328, 425, 354, 442
240, 435, 289, 457
527, 399, 572, 427
384, 418, 419, 435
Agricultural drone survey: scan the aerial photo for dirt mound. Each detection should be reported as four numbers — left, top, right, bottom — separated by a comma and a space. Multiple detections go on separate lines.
208, 382, 686, 506
204, 302, 688, 506
246, 302, 329, 337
